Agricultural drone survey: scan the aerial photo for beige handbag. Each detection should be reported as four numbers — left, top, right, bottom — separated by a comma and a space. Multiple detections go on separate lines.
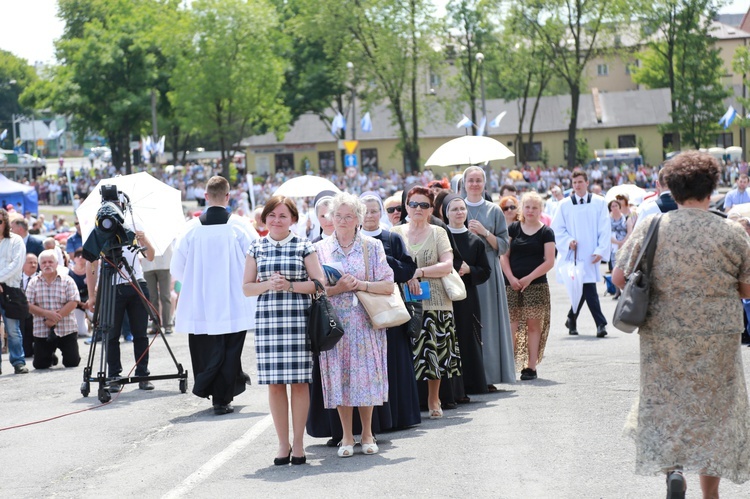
356, 238, 411, 329
441, 268, 467, 301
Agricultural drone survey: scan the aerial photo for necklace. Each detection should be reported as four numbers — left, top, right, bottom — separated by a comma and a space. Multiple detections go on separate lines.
337, 233, 356, 249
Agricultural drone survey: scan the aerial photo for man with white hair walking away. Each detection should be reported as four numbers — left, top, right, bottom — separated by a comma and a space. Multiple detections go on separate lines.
171, 175, 258, 415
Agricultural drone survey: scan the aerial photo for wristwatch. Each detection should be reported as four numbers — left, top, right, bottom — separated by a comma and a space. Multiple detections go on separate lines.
288, 281, 294, 293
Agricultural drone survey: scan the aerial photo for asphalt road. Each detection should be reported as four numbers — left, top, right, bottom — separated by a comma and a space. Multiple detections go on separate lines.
2, 278, 750, 498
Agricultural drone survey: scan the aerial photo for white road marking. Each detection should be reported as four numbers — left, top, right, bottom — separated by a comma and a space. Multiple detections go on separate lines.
162, 414, 274, 499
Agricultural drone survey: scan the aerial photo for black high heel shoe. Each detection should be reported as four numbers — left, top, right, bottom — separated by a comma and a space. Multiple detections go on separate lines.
291, 455, 306, 465
274, 448, 291, 466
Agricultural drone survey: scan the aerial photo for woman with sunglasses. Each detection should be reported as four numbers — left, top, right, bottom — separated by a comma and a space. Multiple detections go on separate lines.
391, 186, 459, 419
500, 196, 520, 229
384, 195, 403, 226
462, 166, 515, 389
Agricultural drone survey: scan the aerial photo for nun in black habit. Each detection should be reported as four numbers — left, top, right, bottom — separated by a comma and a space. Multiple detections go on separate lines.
441, 193, 491, 395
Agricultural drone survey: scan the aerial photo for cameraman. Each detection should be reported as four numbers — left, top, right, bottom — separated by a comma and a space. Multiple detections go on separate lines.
87, 230, 155, 391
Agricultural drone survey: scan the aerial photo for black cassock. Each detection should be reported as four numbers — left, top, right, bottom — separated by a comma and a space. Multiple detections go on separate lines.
450, 230, 491, 395
306, 229, 421, 440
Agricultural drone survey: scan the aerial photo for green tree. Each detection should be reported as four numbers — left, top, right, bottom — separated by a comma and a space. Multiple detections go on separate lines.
514, 0, 631, 168
22, 0, 166, 172
0, 50, 37, 147
445, 0, 498, 128
302, 0, 439, 172
632, 0, 727, 151
167, 0, 290, 179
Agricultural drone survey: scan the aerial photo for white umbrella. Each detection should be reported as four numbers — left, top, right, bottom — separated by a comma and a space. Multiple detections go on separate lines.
605, 184, 648, 205
424, 135, 515, 167
273, 175, 341, 198
76, 172, 185, 256
556, 250, 584, 314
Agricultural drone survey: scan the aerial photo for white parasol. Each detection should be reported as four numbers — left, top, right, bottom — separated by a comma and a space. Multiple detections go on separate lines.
424, 135, 515, 167
75, 172, 185, 256
605, 184, 648, 206
556, 250, 584, 314
273, 176, 341, 198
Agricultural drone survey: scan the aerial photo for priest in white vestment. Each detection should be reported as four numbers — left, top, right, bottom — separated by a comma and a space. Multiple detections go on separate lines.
171, 176, 258, 415
551, 171, 611, 338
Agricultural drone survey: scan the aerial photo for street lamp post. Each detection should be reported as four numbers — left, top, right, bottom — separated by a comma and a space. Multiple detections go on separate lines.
346, 61, 356, 141
475, 52, 487, 136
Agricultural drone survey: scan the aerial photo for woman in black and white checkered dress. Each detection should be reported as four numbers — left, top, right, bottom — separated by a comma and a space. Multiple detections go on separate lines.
244, 196, 324, 466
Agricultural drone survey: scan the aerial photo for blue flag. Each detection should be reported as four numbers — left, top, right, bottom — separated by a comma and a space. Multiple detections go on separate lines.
330, 112, 346, 136
456, 115, 473, 128
360, 112, 372, 133
719, 105, 737, 129
489, 111, 507, 128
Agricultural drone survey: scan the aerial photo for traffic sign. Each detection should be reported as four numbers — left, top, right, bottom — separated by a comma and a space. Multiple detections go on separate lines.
346, 167, 357, 178
344, 140, 359, 154
344, 153, 358, 168
36, 139, 45, 148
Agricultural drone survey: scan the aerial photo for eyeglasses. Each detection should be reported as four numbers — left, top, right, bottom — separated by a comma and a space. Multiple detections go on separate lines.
408, 201, 431, 210
334, 214, 356, 223
386, 206, 402, 214
502, 205, 518, 212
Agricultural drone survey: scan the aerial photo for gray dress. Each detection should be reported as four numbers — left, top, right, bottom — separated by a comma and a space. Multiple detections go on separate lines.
465, 199, 516, 384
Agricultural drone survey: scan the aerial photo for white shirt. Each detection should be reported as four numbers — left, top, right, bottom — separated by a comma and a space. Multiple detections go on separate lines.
551, 193, 611, 284
171, 216, 257, 335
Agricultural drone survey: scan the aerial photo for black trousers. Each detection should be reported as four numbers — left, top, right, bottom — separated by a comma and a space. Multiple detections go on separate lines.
33, 334, 80, 369
189, 331, 247, 406
567, 282, 607, 327
22, 315, 34, 358
108, 283, 150, 377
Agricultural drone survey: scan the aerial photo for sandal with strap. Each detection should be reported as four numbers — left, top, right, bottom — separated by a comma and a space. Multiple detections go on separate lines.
429, 407, 443, 419
337, 443, 355, 458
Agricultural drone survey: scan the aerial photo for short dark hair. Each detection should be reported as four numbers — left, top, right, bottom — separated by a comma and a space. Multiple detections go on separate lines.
660, 151, 720, 204
261, 196, 299, 224
499, 184, 518, 195
608, 200, 621, 212
572, 171, 588, 182
406, 186, 434, 206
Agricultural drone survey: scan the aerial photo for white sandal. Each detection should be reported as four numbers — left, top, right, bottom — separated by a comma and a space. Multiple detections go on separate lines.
361, 441, 379, 455
337, 444, 354, 458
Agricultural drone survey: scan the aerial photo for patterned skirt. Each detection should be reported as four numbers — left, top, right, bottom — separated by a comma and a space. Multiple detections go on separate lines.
624, 333, 750, 483
506, 282, 551, 371
412, 310, 461, 381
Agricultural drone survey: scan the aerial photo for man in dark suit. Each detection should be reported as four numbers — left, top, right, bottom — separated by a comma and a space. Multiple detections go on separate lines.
11, 218, 44, 256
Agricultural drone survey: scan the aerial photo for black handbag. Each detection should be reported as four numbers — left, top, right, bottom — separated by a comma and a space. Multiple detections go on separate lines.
307, 279, 344, 355
0, 283, 29, 320
404, 299, 423, 339
612, 214, 661, 333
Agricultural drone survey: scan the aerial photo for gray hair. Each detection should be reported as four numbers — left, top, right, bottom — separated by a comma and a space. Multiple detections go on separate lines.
331, 192, 365, 225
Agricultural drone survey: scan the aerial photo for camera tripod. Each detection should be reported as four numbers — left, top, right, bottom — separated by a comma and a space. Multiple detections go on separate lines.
81, 245, 188, 403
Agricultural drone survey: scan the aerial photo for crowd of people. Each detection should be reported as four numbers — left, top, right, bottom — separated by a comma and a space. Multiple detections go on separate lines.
3, 152, 750, 498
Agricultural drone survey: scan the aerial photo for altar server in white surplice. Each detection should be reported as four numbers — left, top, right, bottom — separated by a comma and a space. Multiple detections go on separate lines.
171, 176, 258, 415
551, 171, 611, 338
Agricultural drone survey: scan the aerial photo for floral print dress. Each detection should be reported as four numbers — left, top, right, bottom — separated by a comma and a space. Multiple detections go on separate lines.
315, 233, 394, 408
616, 209, 750, 483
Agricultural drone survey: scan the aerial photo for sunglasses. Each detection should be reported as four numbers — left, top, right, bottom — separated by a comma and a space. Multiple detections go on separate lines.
408, 201, 431, 210
386, 206, 402, 214
502, 205, 518, 212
